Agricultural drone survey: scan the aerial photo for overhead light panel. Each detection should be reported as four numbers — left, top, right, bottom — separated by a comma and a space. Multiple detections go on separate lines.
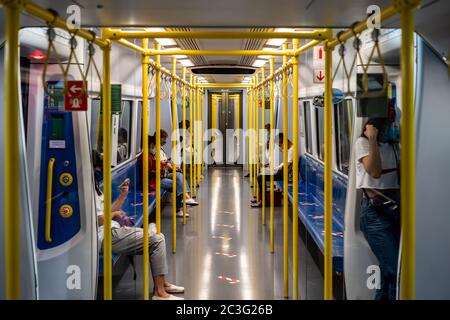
253, 59, 268, 67
180, 59, 194, 67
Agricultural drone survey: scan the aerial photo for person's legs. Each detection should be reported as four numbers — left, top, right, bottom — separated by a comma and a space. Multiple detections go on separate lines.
111, 227, 181, 298
160, 177, 173, 193
360, 198, 400, 300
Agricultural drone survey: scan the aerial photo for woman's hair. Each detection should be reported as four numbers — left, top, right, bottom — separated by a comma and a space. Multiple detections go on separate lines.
361, 118, 389, 140
148, 134, 156, 146
92, 149, 102, 168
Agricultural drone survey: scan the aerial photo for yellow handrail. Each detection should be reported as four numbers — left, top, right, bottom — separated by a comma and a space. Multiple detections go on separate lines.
261, 66, 266, 224
249, 84, 254, 191
255, 72, 260, 204
141, 38, 150, 300
45, 158, 55, 243
155, 43, 162, 234
101, 29, 113, 300
189, 75, 195, 198
182, 67, 188, 225
105, 28, 330, 41
324, 39, 334, 300
292, 38, 299, 300
282, 43, 289, 299
4, 1, 21, 299
400, 2, 417, 300
172, 57, 177, 253
269, 58, 275, 252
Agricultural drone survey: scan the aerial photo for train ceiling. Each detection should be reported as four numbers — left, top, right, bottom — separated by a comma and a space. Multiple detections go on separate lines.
0, 0, 448, 83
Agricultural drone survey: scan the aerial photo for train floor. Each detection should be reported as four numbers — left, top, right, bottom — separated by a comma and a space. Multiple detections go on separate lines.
113, 167, 324, 299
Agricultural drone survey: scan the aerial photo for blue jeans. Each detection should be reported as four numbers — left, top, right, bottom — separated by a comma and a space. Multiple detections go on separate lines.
161, 172, 189, 210
360, 196, 401, 300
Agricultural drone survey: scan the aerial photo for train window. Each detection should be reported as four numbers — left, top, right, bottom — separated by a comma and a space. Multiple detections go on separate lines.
116, 100, 132, 164
90, 99, 102, 153
303, 101, 312, 154
137, 101, 143, 153
335, 99, 354, 175
315, 106, 324, 161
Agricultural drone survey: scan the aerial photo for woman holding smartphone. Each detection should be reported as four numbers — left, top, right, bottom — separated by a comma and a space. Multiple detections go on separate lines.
354, 117, 401, 300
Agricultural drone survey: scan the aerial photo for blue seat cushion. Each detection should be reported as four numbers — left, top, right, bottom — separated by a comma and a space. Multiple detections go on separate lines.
277, 155, 347, 273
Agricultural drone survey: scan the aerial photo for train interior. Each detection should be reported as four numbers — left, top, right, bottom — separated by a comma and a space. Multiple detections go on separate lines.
0, 0, 449, 300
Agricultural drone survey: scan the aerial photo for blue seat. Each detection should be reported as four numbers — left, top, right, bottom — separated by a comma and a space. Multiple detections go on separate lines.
276, 155, 347, 273
98, 158, 167, 276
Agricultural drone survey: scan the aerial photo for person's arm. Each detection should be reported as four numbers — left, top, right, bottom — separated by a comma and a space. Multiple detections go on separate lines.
111, 180, 129, 212
361, 125, 382, 178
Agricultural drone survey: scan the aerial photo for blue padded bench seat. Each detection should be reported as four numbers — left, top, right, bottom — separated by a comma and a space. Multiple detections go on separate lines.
276, 155, 347, 273
98, 159, 167, 275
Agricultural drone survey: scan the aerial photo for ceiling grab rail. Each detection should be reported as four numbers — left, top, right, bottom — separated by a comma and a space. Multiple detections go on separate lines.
360, 28, 388, 98
148, 66, 156, 97
42, 15, 88, 100
83, 30, 103, 100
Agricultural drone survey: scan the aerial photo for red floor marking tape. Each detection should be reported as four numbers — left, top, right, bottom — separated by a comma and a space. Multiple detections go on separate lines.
218, 210, 235, 214
212, 236, 232, 240
216, 224, 235, 228
215, 252, 237, 258
218, 276, 240, 284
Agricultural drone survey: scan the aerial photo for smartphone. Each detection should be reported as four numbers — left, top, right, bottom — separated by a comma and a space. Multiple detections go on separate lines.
119, 178, 131, 188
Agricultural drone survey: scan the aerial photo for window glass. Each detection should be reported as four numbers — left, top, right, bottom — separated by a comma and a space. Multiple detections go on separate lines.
335, 99, 354, 175
303, 101, 312, 154
90, 99, 102, 153
116, 100, 132, 164
315, 107, 324, 161
137, 101, 143, 153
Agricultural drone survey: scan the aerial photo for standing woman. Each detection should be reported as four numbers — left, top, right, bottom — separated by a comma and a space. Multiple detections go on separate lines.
355, 117, 401, 300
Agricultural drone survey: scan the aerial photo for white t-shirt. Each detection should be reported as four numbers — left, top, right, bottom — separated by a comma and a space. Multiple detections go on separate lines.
354, 137, 400, 189
95, 191, 120, 243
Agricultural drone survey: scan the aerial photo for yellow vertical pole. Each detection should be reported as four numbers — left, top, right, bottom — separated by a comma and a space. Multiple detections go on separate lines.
193, 79, 197, 192
252, 73, 259, 201
292, 39, 300, 300
249, 83, 254, 190
269, 58, 275, 252
282, 43, 289, 298
155, 43, 162, 234
141, 39, 150, 300
190, 75, 195, 198
234, 94, 241, 161
171, 57, 177, 253
201, 90, 205, 176
400, 3, 416, 300
212, 95, 217, 143
4, 2, 20, 300
255, 73, 260, 203
261, 67, 266, 225
324, 39, 333, 300
196, 85, 201, 185
101, 29, 112, 300
182, 67, 187, 225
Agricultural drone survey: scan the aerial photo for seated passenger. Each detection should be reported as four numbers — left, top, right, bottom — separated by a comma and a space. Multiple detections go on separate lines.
251, 133, 293, 207
355, 118, 400, 300
117, 128, 128, 164
159, 129, 198, 206
92, 151, 184, 300
144, 135, 194, 218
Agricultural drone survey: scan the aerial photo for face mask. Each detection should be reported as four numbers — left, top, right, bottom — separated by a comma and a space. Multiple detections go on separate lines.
150, 147, 156, 155
384, 123, 400, 143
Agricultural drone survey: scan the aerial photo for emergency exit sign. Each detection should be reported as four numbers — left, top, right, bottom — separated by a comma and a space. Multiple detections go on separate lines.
64, 80, 88, 112
313, 46, 325, 84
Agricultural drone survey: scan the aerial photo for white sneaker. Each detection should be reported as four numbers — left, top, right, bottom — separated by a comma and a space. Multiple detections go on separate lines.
165, 284, 185, 294
152, 294, 184, 300
176, 210, 190, 217
185, 198, 199, 206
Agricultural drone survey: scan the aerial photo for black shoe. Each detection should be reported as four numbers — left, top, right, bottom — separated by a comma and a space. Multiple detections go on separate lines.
250, 202, 262, 208
250, 198, 258, 204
